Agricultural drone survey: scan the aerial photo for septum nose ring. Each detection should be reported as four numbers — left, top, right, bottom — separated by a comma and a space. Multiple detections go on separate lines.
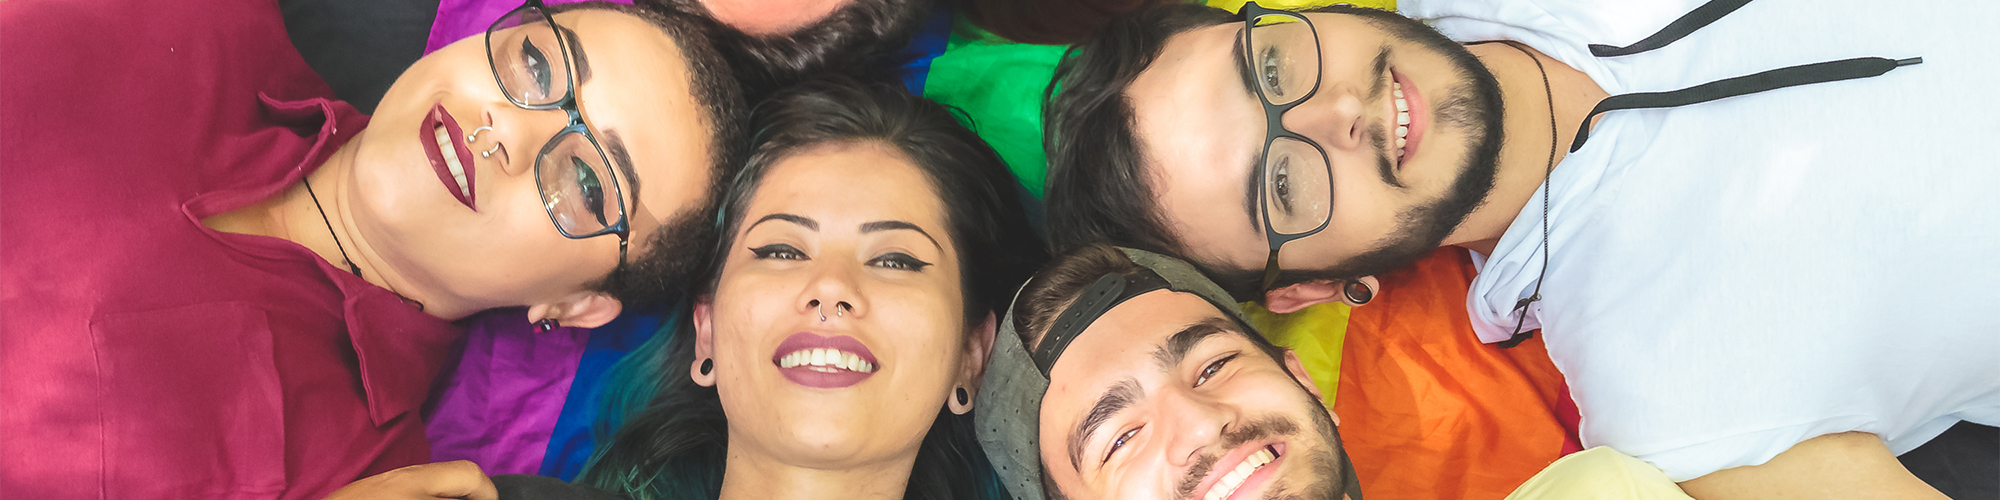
467, 126, 502, 158
808, 299, 851, 322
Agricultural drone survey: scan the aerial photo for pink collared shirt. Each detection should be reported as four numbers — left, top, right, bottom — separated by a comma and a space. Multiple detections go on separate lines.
2, 0, 460, 498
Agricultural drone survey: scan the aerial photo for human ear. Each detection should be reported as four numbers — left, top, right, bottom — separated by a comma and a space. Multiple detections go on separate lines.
1281, 349, 1339, 425
949, 312, 998, 415
1263, 276, 1381, 313
525, 292, 625, 329
690, 297, 717, 387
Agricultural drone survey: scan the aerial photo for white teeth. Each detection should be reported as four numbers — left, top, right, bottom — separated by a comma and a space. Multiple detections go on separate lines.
1391, 81, 1412, 159
433, 125, 471, 198
1204, 447, 1280, 500
777, 348, 876, 373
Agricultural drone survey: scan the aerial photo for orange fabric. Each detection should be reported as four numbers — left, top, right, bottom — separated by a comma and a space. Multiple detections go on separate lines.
1335, 247, 1581, 500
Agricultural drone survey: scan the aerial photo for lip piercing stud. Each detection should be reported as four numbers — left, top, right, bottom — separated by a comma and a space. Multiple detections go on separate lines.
466, 126, 494, 142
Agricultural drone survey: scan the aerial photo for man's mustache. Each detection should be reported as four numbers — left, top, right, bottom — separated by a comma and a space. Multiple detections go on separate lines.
1173, 415, 1302, 499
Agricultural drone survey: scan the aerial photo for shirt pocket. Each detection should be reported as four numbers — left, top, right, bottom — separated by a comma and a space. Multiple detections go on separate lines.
90, 302, 287, 499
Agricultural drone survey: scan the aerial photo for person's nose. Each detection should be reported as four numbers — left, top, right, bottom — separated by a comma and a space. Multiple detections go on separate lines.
1158, 387, 1238, 469
476, 104, 573, 178
798, 259, 866, 323
1280, 85, 1368, 154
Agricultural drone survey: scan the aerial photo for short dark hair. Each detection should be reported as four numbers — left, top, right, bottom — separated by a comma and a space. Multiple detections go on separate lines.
1042, 3, 1235, 259
640, 0, 930, 99
1010, 243, 1285, 366
559, 2, 748, 309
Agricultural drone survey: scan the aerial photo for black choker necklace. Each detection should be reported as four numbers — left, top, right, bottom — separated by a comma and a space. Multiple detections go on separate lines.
1490, 40, 1556, 349
302, 176, 364, 278
302, 177, 426, 311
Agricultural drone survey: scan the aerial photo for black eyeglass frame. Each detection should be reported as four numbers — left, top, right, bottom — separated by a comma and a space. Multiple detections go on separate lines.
1242, 2, 1334, 291
484, 0, 631, 265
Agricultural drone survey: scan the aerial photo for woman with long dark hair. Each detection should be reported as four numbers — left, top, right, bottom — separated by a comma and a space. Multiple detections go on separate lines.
576, 79, 1045, 500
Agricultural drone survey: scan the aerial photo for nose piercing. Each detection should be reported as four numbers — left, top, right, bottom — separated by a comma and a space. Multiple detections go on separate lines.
466, 126, 494, 143
481, 144, 501, 158
810, 300, 851, 322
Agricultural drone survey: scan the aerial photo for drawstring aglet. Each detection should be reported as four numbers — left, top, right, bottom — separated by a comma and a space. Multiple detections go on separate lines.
1896, 57, 1924, 67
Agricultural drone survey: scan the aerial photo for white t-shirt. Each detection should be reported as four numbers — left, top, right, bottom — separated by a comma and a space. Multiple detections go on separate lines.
1402, 0, 2000, 482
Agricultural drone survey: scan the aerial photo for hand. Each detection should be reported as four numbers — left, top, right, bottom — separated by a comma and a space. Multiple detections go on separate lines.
323, 460, 499, 500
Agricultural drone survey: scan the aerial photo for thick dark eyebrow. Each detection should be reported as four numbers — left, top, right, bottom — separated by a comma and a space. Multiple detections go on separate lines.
1233, 26, 1254, 96
1236, 25, 1265, 234
1069, 378, 1144, 472
602, 129, 642, 209
859, 220, 942, 250
748, 213, 818, 233
560, 25, 592, 85
1152, 317, 1237, 369
1245, 157, 1264, 233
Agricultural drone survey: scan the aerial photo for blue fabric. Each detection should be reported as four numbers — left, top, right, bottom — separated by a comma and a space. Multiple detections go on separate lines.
539, 308, 670, 480
898, 2, 954, 93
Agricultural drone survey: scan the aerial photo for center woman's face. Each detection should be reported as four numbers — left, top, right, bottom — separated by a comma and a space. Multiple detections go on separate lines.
702, 141, 969, 469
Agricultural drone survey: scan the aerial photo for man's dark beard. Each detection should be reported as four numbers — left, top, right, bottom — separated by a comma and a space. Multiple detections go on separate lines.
1170, 395, 1348, 500
1266, 6, 1506, 288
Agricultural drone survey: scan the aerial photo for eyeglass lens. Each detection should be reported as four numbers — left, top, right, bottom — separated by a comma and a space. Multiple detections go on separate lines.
488, 8, 574, 107
538, 132, 622, 237
487, 5, 628, 241
1248, 13, 1332, 237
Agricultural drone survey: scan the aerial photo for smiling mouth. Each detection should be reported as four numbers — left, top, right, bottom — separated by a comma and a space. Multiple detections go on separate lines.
776, 347, 877, 373
1389, 69, 1428, 171
421, 103, 478, 211
1204, 444, 1282, 500
771, 332, 881, 389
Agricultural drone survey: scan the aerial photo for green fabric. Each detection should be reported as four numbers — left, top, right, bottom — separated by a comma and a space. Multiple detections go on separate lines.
920, 17, 1067, 198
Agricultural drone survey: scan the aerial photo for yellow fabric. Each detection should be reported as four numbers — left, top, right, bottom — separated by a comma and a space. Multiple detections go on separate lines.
1206, 0, 1397, 14
1507, 448, 1696, 500
1241, 302, 1349, 404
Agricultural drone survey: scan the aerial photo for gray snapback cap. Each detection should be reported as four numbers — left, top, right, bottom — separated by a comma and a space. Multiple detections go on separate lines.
976, 247, 1360, 500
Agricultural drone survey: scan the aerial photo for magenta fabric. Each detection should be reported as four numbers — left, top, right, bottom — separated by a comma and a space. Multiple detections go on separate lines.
424, 0, 634, 55
426, 309, 592, 474
0, 0, 461, 498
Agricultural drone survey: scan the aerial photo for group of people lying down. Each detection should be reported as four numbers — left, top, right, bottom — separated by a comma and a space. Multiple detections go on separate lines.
2, 0, 1995, 498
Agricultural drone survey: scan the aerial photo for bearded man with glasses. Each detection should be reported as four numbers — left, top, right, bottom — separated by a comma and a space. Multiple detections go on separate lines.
0, 1, 744, 498
1043, 0, 2000, 498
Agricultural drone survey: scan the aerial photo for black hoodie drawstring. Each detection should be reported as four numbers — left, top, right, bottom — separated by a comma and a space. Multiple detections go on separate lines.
1567, 0, 1922, 152
1495, 0, 1921, 347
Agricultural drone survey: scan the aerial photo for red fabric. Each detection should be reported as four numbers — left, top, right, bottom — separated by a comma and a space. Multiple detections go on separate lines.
1, 0, 459, 498
1334, 247, 1582, 499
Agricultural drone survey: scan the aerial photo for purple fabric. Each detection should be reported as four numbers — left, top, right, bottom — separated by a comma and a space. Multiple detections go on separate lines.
424, 0, 633, 55
426, 309, 591, 474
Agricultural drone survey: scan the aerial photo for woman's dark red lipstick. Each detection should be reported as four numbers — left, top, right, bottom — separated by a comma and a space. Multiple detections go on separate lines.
421, 103, 478, 211
772, 332, 879, 389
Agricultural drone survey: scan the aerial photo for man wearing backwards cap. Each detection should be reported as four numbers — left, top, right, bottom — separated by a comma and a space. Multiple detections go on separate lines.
979, 244, 1363, 500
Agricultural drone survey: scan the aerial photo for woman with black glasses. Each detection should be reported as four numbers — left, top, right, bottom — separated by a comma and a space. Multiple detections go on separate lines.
0, 1, 742, 498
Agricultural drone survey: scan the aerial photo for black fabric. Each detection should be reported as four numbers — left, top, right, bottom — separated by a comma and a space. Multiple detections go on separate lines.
281, 0, 439, 114
1900, 421, 2000, 500
1571, 56, 1919, 152
1032, 270, 1172, 376
493, 474, 628, 500
1587, 0, 1753, 57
